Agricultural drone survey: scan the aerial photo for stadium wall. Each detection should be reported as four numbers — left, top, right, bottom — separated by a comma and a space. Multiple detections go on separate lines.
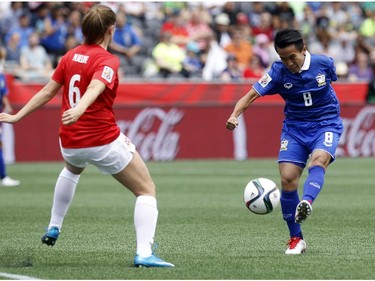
6, 78, 374, 161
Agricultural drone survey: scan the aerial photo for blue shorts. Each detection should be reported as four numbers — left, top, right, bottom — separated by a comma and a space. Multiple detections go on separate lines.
278, 119, 343, 168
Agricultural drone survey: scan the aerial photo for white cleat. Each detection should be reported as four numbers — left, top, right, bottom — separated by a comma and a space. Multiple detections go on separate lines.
1, 176, 20, 187
285, 237, 307, 255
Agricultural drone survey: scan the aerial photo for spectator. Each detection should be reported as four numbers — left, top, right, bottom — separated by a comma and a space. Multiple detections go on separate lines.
212, 13, 231, 48
5, 32, 21, 64
348, 52, 374, 81
308, 30, 341, 62
185, 7, 213, 51
0, 2, 28, 42
358, 8, 375, 48
16, 32, 53, 82
243, 54, 265, 80
160, 9, 190, 48
253, 33, 272, 68
66, 9, 83, 44
271, 2, 297, 30
221, 2, 239, 26
5, 13, 34, 49
236, 12, 252, 41
297, 4, 315, 44
109, 10, 143, 74
30, 3, 49, 34
40, 4, 68, 67
325, 2, 348, 31
183, 41, 202, 78
335, 31, 356, 65
201, 32, 228, 81
220, 54, 242, 82
224, 28, 254, 71
251, 12, 274, 41
152, 32, 187, 79
248, 2, 266, 29
123, 2, 147, 28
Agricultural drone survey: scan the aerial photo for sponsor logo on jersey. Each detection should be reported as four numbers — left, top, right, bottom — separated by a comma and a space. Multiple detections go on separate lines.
258, 73, 272, 88
284, 82, 293, 89
280, 139, 288, 151
102, 66, 114, 83
316, 73, 326, 87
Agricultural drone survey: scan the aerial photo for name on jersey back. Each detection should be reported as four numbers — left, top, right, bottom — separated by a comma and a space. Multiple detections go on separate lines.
73, 53, 89, 64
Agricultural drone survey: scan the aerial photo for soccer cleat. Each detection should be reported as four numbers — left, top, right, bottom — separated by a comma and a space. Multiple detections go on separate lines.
134, 254, 175, 268
295, 200, 313, 224
41, 227, 60, 246
285, 236, 307, 255
1, 176, 20, 187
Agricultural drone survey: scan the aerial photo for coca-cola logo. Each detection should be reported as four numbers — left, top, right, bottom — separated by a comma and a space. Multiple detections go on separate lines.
117, 108, 184, 161
337, 106, 375, 157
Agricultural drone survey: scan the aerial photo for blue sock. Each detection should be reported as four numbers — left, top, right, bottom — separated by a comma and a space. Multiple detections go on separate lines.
0, 148, 6, 179
281, 190, 303, 238
302, 166, 325, 204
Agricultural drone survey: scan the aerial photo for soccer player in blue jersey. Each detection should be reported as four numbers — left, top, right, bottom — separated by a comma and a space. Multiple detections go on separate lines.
0, 47, 20, 187
226, 28, 343, 254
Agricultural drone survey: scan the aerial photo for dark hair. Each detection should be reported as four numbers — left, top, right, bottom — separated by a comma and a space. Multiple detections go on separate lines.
82, 4, 116, 45
274, 28, 304, 51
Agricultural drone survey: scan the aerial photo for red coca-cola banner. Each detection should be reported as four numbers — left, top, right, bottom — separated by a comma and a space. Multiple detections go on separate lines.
5, 77, 372, 160
10, 104, 375, 161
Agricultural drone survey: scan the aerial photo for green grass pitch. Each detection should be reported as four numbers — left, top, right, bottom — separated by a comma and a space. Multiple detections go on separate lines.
0, 158, 374, 280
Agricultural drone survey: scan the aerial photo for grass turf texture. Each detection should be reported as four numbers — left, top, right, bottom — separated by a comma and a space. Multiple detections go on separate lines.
0, 158, 374, 280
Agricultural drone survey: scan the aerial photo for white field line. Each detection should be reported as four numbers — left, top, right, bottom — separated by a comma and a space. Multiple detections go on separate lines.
0, 272, 41, 280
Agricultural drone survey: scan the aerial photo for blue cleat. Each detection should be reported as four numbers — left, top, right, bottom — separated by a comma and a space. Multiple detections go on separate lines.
134, 254, 175, 268
41, 227, 60, 246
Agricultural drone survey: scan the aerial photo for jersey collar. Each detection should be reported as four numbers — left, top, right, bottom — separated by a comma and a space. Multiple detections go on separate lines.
299, 50, 311, 73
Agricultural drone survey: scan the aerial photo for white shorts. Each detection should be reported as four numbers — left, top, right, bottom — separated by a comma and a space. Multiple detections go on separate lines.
60, 133, 136, 174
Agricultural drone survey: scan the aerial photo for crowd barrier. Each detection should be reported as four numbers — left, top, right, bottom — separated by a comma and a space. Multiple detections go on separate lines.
6, 77, 374, 161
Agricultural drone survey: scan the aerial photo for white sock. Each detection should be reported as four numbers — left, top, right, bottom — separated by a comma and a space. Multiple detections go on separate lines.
48, 168, 80, 230
134, 195, 158, 257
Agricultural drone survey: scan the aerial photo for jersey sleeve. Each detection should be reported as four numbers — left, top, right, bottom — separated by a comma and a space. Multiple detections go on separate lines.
252, 63, 280, 96
92, 56, 120, 90
328, 57, 338, 82
52, 55, 66, 85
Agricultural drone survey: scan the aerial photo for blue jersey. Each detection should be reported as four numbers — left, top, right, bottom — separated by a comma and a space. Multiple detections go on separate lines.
0, 73, 8, 112
253, 51, 341, 123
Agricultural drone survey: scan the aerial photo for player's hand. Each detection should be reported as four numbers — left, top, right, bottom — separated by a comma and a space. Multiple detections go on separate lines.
0, 113, 18, 124
226, 116, 238, 130
61, 108, 83, 125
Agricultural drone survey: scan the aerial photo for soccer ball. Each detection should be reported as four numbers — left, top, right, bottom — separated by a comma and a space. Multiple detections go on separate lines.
244, 178, 280, 215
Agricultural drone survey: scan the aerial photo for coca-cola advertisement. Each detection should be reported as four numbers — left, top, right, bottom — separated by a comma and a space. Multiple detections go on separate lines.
338, 106, 375, 157
6, 79, 373, 161
9, 104, 375, 161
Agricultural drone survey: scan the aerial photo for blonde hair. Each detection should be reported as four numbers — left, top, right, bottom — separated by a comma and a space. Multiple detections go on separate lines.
81, 4, 116, 45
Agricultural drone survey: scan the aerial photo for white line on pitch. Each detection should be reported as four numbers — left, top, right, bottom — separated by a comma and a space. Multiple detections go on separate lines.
0, 272, 41, 280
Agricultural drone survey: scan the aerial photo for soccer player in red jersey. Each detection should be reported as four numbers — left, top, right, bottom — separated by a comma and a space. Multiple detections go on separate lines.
0, 4, 174, 268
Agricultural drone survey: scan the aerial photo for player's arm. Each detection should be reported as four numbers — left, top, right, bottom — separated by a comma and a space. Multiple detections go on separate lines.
61, 79, 105, 125
0, 79, 62, 124
226, 88, 260, 130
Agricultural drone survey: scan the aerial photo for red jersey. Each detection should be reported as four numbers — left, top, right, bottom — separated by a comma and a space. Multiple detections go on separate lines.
52, 44, 120, 148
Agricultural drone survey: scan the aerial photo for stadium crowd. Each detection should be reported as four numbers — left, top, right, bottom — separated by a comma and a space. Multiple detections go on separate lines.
0, 1, 375, 84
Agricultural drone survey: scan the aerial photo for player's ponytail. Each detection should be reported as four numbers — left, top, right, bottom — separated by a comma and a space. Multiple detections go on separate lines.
82, 5, 116, 45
